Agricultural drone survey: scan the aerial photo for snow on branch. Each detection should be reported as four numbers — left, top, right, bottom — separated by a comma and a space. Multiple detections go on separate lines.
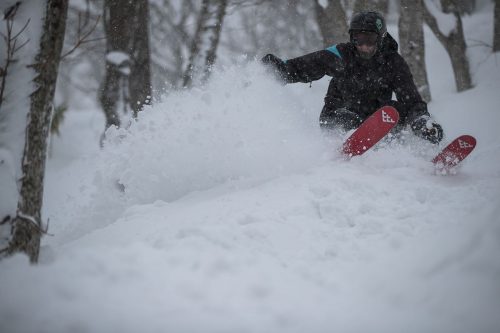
106, 51, 130, 66
106, 51, 131, 76
16, 211, 53, 236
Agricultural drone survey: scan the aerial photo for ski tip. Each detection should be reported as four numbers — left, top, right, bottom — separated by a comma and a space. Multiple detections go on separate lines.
431, 134, 477, 168
458, 134, 477, 147
382, 105, 398, 113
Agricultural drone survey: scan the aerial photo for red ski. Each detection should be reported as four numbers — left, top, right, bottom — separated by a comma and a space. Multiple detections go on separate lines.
342, 106, 399, 157
432, 135, 476, 170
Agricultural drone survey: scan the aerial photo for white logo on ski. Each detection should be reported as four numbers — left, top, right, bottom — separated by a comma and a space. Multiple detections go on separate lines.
458, 139, 473, 149
381, 110, 395, 123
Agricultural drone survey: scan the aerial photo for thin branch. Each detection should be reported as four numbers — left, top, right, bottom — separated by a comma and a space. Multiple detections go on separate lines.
11, 18, 31, 40
467, 38, 493, 49
60, 14, 102, 59
3, 1, 21, 20
0, 215, 10, 225
76, 37, 105, 45
0, 11, 31, 110
13, 37, 30, 53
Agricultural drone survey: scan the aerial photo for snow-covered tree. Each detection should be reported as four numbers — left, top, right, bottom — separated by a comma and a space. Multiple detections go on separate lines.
399, 0, 431, 102
183, 0, 228, 88
314, 0, 349, 47
0, 0, 69, 263
423, 0, 473, 92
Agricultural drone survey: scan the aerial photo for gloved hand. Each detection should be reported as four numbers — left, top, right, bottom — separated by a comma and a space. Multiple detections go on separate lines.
411, 116, 443, 144
334, 108, 362, 131
261, 54, 286, 72
261, 53, 283, 66
320, 107, 362, 131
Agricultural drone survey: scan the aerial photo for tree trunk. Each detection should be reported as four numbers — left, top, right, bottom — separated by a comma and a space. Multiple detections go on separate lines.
6, 0, 69, 263
353, 0, 389, 15
100, 0, 152, 128
314, 0, 349, 47
456, 0, 475, 14
129, 0, 152, 117
183, 0, 228, 88
100, 0, 132, 129
423, 0, 473, 92
399, 0, 431, 102
494, 0, 500, 52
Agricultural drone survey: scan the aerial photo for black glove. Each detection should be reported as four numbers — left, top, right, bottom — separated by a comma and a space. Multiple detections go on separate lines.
261, 54, 286, 72
334, 108, 362, 131
411, 116, 444, 144
320, 108, 362, 131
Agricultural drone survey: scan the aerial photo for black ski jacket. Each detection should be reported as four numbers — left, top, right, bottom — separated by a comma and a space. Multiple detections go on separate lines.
272, 33, 429, 125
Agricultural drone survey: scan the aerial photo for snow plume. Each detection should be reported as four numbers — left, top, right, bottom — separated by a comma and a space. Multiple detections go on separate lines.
88, 62, 326, 225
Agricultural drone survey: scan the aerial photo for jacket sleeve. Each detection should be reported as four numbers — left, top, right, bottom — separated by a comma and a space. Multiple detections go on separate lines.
391, 54, 429, 122
283, 50, 341, 83
270, 47, 344, 84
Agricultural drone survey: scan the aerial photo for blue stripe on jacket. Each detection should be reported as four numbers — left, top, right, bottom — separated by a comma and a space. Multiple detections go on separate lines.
326, 45, 342, 59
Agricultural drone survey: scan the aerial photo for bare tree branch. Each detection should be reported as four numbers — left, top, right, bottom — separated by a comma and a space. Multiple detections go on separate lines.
61, 13, 103, 59
0, 7, 31, 110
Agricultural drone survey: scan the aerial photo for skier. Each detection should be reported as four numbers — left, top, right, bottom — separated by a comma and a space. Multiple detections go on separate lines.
261, 11, 443, 144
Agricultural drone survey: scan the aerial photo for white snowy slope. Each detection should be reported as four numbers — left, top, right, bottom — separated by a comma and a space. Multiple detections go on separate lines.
1, 7, 500, 333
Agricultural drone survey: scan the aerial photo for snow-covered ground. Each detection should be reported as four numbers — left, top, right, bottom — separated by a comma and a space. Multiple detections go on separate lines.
1, 6, 500, 333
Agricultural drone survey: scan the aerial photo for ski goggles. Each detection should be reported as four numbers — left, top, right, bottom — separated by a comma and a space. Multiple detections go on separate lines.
351, 31, 378, 47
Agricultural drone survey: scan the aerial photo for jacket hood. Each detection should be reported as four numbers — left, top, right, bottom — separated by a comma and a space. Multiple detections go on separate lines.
380, 32, 398, 54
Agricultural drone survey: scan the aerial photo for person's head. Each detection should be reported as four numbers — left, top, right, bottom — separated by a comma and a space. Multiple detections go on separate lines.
349, 11, 387, 60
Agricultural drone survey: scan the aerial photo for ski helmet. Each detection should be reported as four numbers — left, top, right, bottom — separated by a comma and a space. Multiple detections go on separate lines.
349, 11, 387, 36
349, 11, 387, 50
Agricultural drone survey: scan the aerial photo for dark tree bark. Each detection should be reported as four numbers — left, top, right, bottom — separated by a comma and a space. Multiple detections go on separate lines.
314, 0, 349, 47
399, 0, 431, 102
100, 0, 152, 129
456, 0, 475, 14
100, 0, 131, 129
494, 0, 500, 52
6, 0, 69, 263
353, 0, 389, 14
183, 0, 228, 88
424, 0, 473, 92
129, 0, 152, 117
